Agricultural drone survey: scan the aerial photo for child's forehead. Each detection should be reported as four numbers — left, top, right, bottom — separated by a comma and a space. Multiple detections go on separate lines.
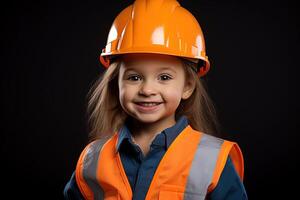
120, 53, 182, 68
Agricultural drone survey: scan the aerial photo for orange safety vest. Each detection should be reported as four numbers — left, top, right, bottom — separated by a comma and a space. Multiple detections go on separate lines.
75, 125, 244, 200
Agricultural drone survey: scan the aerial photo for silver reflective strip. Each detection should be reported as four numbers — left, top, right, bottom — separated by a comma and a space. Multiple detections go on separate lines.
82, 139, 106, 200
184, 134, 224, 200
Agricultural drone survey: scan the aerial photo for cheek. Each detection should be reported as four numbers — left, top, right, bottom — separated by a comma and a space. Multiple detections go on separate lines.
118, 83, 126, 106
119, 90, 125, 105
164, 89, 183, 105
119, 85, 134, 104
166, 82, 184, 98
118, 89, 131, 113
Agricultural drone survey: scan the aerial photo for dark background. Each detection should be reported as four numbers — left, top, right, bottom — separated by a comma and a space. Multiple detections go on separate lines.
2, 0, 297, 199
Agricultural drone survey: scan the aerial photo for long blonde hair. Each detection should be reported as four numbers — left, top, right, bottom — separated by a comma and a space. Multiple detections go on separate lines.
86, 57, 221, 141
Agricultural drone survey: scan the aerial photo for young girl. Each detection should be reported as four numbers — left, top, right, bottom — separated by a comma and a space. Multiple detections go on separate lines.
64, 0, 247, 199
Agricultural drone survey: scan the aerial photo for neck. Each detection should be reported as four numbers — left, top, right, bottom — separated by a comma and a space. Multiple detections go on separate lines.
127, 115, 176, 141
126, 115, 176, 157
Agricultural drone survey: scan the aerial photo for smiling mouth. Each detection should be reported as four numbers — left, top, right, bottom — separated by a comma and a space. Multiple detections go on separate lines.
135, 102, 163, 107
134, 102, 163, 113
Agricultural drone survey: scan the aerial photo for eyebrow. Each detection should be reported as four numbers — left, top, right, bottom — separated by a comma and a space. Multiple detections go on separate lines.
124, 67, 177, 74
159, 67, 177, 74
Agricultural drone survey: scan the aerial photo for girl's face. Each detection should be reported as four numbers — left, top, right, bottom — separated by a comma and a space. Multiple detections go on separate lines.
118, 53, 194, 126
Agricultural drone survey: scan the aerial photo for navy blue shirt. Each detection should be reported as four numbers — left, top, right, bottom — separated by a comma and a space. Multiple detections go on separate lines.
64, 116, 248, 199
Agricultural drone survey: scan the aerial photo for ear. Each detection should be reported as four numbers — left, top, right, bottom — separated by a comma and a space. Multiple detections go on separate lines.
182, 79, 195, 100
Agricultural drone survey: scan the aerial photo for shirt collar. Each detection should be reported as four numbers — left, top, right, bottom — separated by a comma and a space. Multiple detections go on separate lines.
115, 115, 189, 153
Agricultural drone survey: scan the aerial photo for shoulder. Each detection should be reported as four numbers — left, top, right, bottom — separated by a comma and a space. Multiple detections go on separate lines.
77, 135, 117, 162
73, 137, 114, 199
76, 136, 114, 170
208, 157, 248, 199
194, 133, 245, 192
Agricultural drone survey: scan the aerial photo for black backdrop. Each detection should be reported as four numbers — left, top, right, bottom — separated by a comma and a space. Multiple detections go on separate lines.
2, 0, 297, 199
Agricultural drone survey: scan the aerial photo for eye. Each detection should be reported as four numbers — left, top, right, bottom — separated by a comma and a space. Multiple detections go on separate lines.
127, 74, 142, 81
159, 74, 172, 81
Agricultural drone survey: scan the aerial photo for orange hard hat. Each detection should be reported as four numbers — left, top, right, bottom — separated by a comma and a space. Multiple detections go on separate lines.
99, 0, 210, 77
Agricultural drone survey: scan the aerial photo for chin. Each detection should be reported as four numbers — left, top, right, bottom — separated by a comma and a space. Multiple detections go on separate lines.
131, 114, 162, 124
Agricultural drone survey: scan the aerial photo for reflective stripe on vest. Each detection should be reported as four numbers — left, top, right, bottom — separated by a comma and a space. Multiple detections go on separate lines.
184, 134, 224, 199
75, 139, 107, 199
75, 125, 244, 200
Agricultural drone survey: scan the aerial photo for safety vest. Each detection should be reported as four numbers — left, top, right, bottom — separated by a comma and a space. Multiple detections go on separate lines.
75, 125, 244, 200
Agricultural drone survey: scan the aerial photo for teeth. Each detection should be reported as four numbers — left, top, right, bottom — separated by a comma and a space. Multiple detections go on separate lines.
138, 102, 160, 107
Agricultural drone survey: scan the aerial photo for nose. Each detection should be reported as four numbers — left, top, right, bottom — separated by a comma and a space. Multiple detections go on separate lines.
138, 80, 157, 96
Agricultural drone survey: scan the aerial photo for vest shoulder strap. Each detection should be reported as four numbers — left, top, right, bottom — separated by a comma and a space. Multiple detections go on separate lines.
185, 132, 244, 198
209, 138, 244, 192
75, 137, 111, 200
